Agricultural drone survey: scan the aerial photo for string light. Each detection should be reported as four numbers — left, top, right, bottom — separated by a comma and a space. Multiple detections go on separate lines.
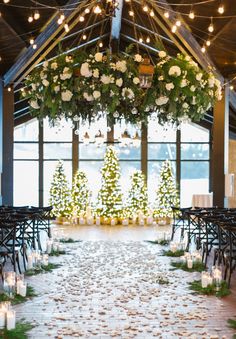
3, 0, 10, 3
201, 46, 206, 53
189, 10, 195, 19
99, 41, 103, 48
28, 15, 33, 23
230, 85, 234, 90
85, 8, 90, 14
129, 10, 134, 16
164, 11, 169, 18
7, 86, 11, 92
29, 38, 34, 45
146, 36, 150, 43
172, 25, 177, 33
218, 4, 224, 14
206, 39, 211, 46
34, 11, 40, 20
82, 34, 87, 40
64, 23, 69, 32
79, 16, 85, 22
139, 37, 143, 43
32, 43, 37, 49
57, 13, 65, 25
0, 56, 2, 62
176, 20, 181, 27
94, 5, 102, 14
208, 18, 214, 32
150, 10, 154, 17
143, 5, 149, 12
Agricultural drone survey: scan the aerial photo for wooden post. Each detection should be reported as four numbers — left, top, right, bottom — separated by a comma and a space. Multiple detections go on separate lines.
0, 79, 14, 205
212, 85, 229, 207
141, 124, 147, 181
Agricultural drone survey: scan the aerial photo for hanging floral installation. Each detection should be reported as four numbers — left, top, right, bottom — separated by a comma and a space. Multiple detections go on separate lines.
22, 46, 222, 126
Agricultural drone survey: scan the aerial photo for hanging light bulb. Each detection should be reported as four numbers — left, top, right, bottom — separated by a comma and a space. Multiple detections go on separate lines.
146, 36, 150, 43
150, 10, 154, 17
201, 46, 206, 53
28, 15, 33, 23
206, 39, 211, 46
7, 86, 11, 92
83, 131, 90, 145
129, 10, 134, 16
176, 20, 181, 27
132, 132, 141, 148
99, 41, 103, 48
189, 10, 195, 19
64, 23, 70, 32
164, 11, 169, 18
172, 25, 177, 33
143, 5, 149, 12
208, 18, 214, 32
29, 38, 34, 45
94, 5, 102, 14
230, 85, 234, 90
218, 4, 224, 14
32, 44, 37, 49
139, 37, 143, 43
79, 16, 85, 22
34, 11, 40, 20
3, 0, 10, 3
57, 13, 65, 25
82, 34, 87, 40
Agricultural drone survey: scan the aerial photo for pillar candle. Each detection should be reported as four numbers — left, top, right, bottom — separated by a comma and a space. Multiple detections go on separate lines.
111, 219, 116, 226
96, 217, 101, 226
122, 219, 129, 226
79, 217, 85, 225
139, 218, 145, 226
201, 272, 209, 288
170, 242, 177, 253
18, 283, 27, 297
6, 310, 15, 330
187, 258, 193, 269
207, 276, 213, 286
86, 206, 92, 218
87, 217, 94, 225
146, 216, 153, 225
42, 254, 49, 266
46, 240, 52, 254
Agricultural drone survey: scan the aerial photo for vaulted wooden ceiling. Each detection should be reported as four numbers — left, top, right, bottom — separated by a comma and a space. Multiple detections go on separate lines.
1, 0, 236, 132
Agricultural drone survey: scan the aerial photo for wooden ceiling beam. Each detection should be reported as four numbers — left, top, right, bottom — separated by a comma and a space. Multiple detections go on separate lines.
4, 0, 88, 86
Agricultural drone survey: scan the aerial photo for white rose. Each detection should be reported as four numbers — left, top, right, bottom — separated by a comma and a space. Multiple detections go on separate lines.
94, 52, 103, 62
101, 74, 111, 84
155, 96, 169, 106
54, 85, 60, 93
185, 55, 191, 61
40, 71, 47, 79
65, 55, 73, 63
51, 62, 58, 70
43, 61, 48, 68
183, 102, 189, 109
158, 51, 167, 58
122, 87, 134, 100
134, 54, 142, 62
190, 85, 195, 92
208, 77, 215, 88
165, 83, 174, 91
93, 69, 99, 78
158, 76, 164, 81
116, 78, 123, 87
42, 79, 49, 87
31, 83, 36, 91
196, 73, 203, 81
83, 92, 94, 102
93, 90, 101, 99
180, 79, 188, 87
53, 75, 58, 82
80, 62, 92, 77
30, 100, 40, 109
192, 96, 196, 105
116, 60, 127, 73
133, 77, 140, 85
61, 90, 73, 101
168, 65, 181, 77
60, 67, 72, 80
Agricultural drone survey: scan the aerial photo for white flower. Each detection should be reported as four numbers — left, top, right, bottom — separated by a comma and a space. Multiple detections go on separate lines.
134, 54, 142, 62
31, 84, 36, 91
53, 75, 58, 82
208, 77, 215, 88
94, 52, 103, 62
93, 90, 101, 99
185, 55, 191, 61
190, 85, 195, 92
30, 100, 40, 109
80, 62, 92, 77
169, 65, 181, 77
196, 73, 203, 81
51, 62, 58, 70
165, 83, 174, 91
122, 87, 135, 100
116, 60, 127, 73
60, 67, 72, 80
133, 77, 140, 85
54, 85, 60, 93
40, 71, 47, 79
180, 79, 188, 87
43, 61, 48, 68
215, 78, 221, 88
158, 76, 164, 81
183, 102, 189, 109
192, 96, 196, 105
101, 74, 111, 84
65, 56, 73, 63
155, 96, 169, 106
93, 69, 99, 78
42, 79, 49, 87
110, 62, 116, 70
61, 90, 73, 101
116, 78, 123, 87
158, 51, 167, 58
83, 92, 94, 102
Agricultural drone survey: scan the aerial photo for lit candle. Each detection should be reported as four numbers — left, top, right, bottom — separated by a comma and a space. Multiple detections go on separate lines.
132, 216, 136, 225
86, 206, 92, 218
146, 215, 153, 225
122, 219, 129, 226
0, 311, 5, 328
6, 310, 16, 330
139, 218, 145, 226
207, 275, 213, 286
201, 272, 209, 288
170, 242, 177, 253
46, 240, 52, 254
111, 219, 116, 226
18, 283, 27, 297
187, 258, 193, 269
53, 241, 59, 251
87, 217, 94, 225
42, 254, 49, 266
96, 216, 101, 226
79, 217, 85, 225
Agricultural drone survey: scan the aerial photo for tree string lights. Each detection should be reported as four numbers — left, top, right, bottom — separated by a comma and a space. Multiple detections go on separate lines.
69, 170, 91, 218
127, 170, 148, 217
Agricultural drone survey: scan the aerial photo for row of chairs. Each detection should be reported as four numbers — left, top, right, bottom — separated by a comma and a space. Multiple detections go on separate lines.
171, 206, 236, 287
0, 206, 53, 275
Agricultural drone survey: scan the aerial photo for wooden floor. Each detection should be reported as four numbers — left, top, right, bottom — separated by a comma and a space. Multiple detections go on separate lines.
8, 225, 236, 338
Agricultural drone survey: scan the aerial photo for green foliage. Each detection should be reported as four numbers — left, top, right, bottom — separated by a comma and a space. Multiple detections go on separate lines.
0, 286, 37, 305
227, 318, 236, 329
25, 263, 61, 276
49, 161, 70, 218
154, 160, 179, 218
49, 250, 66, 257
171, 261, 205, 272
59, 238, 81, 243
97, 146, 123, 218
145, 240, 170, 246
189, 280, 231, 298
156, 277, 169, 285
162, 249, 185, 257
0, 321, 34, 339
127, 170, 148, 217
69, 170, 91, 217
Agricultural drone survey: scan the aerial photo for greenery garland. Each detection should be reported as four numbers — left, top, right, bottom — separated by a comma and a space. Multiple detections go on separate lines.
22, 47, 222, 126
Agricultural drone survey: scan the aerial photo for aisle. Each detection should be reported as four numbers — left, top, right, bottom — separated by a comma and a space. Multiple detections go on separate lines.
16, 226, 236, 338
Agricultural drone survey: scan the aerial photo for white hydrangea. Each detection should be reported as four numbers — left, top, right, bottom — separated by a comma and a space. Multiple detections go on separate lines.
116, 60, 127, 73
134, 54, 142, 62
183, 102, 189, 109
51, 62, 58, 70
61, 90, 73, 101
133, 77, 140, 85
80, 62, 92, 77
42, 79, 49, 87
122, 87, 135, 100
116, 78, 123, 87
158, 76, 164, 81
93, 69, 99, 78
101, 74, 111, 84
94, 52, 103, 62
43, 61, 48, 68
40, 71, 47, 79
158, 51, 167, 58
53, 75, 58, 82
185, 55, 191, 61
155, 96, 169, 106
165, 83, 174, 91
54, 85, 60, 93
168, 65, 181, 77
180, 79, 188, 87
60, 67, 72, 80
93, 90, 101, 99
30, 100, 40, 109
31, 83, 36, 91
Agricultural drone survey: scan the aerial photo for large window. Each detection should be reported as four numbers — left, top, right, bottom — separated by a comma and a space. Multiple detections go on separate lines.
13, 118, 211, 208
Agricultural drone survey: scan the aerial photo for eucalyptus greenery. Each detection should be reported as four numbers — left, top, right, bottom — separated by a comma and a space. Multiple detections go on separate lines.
189, 280, 231, 298
22, 46, 222, 127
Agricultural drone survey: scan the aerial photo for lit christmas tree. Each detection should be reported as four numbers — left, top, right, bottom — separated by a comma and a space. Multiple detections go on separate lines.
49, 160, 70, 218
97, 146, 123, 219
127, 170, 148, 217
69, 170, 91, 217
154, 160, 179, 218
